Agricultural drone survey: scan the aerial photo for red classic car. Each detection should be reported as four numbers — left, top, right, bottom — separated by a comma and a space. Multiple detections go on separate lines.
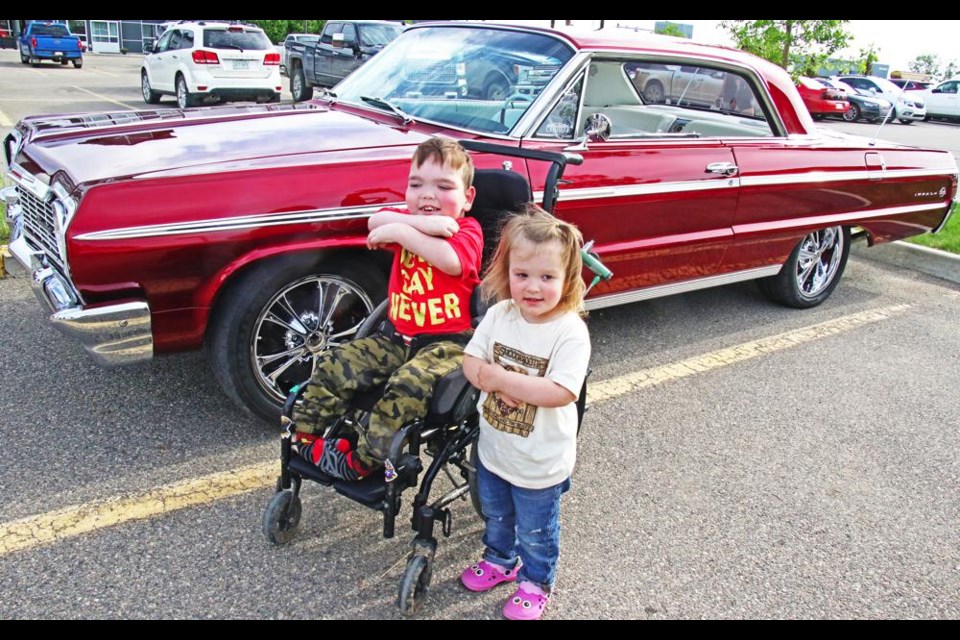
3, 22, 958, 423
796, 76, 851, 119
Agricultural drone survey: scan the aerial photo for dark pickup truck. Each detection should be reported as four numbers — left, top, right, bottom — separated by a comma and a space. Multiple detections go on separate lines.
286, 20, 403, 101
19, 21, 83, 68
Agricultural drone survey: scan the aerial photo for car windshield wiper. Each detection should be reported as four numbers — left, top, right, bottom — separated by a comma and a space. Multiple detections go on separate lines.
360, 96, 414, 125
217, 44, 244, 51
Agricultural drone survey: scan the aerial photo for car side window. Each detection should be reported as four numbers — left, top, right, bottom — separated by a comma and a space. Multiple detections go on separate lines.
942, 81, 958, 94
320, 23, 341, 45
180, 30, 194, 50
574, 59, 773, 140
168, 30, 182, 50
341, 24, 357, 47
155, 30, 173, 53
535, 74, 583, 139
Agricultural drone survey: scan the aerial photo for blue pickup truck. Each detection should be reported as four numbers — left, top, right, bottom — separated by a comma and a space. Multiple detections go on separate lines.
19, 21, 84, 68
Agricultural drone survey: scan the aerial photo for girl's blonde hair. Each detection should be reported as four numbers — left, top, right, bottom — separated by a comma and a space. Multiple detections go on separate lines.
481, 204, 586, 316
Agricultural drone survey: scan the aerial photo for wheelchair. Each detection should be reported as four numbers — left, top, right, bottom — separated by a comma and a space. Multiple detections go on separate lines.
261, 140, 612, 616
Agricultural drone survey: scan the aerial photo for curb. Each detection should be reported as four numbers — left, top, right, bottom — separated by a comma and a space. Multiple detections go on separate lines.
852, 240, 960, 286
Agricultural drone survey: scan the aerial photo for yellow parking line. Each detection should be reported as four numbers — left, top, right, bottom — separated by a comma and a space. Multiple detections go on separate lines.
0, 303, 912, 556
0, 109, 11, 127
587, 304, 911, 403
71, 85, 137, 110
0, 462, 277, 556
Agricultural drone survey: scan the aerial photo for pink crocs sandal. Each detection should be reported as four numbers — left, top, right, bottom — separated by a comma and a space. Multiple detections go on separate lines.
460, 560, 521, 592
502, 581, 550, 620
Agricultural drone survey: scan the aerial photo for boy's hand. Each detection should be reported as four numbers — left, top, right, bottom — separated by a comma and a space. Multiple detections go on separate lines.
420, 216, 460, 238
366, 223, 406, 250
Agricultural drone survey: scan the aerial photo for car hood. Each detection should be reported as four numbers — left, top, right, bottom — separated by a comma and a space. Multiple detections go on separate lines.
14, 102, 428, 187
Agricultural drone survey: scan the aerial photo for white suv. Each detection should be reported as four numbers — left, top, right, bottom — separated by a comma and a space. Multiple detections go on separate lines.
836, 75, 926, 124
141, 21, 282, 108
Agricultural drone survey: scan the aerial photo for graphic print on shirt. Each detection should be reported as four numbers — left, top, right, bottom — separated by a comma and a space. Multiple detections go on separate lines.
389, 248, 464, 329
482, 342, 549, 437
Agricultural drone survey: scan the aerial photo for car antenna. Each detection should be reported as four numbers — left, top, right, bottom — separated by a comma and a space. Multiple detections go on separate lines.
870, 81, 909, 147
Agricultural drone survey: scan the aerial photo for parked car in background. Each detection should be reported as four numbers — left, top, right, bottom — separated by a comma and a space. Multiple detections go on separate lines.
281, 33, 319, 76
140, 21, 282, 109
836, 75, 926, 124
18, 21, 83, 68
795, 76, 849, 119
4, 22, 958, 423
286, 20, 403, 101
818, 77, 893, 123
890, 79, 932, 92
920, 78, 960, 122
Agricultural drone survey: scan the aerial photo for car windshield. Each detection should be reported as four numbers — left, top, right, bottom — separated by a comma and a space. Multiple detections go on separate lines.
871, 77, 905, 94
360, 24, 403, 47
334, 26, 574, 135
203, 28, 272, 51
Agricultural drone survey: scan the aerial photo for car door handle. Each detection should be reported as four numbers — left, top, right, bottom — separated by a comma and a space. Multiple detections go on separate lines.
706, 162, 738, 176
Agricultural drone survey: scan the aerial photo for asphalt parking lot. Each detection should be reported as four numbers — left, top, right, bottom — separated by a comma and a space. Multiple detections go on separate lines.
2, 49, 960, 620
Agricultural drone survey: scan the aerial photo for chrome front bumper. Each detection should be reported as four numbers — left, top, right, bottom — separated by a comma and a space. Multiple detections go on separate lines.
3, 186, 154, 366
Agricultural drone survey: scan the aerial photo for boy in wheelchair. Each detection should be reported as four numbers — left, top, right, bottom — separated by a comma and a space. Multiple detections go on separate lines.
291, 136, 483, 480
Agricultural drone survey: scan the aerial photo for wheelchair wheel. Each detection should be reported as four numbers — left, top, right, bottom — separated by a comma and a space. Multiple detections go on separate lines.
468, 441, 483, 519
397, 554, 433, 616
262, 490, 302, 546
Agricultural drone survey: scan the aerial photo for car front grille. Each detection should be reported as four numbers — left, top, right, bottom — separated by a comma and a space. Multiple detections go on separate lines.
15, 184, 65, 273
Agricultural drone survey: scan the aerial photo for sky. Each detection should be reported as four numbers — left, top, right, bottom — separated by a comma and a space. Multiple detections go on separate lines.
498, 20, 960, 76
671, 20, 960, 73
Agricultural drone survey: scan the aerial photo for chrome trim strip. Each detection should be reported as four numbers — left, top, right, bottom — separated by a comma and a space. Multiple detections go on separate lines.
539, 177, 738, 203
74, 203, 401, 241
6, 164, 51, 200
733, 202, 948, 235
584, 265, 782, 311
742, 167, 958, 187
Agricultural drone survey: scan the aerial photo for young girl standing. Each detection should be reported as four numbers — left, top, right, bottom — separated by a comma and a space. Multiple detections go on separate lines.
460, 205, 591, 620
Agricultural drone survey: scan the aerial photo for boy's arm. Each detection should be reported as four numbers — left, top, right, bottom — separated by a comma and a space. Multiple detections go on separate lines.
368, 210, 458, 237
367, 224, 463, 275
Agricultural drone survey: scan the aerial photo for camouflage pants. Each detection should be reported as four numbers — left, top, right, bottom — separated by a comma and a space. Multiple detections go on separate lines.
292, 333, 468, 467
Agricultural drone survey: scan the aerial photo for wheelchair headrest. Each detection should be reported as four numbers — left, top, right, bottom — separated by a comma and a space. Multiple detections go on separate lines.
469, 169, 533, 271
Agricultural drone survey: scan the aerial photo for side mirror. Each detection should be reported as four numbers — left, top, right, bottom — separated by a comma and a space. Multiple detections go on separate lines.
583, 112, 611, 142
933, 87, 942, 93
332, 32, 344, 48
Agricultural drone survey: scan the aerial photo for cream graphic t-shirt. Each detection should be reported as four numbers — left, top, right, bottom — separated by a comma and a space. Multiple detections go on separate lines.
464, 300, 591, 489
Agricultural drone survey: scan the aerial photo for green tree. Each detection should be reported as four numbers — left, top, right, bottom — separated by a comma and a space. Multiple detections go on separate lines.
655, 22, 686, 38
943, 60, 959, 80
245, 20, 326, 44
909, 53, 941, 77
720, 20, 851, 78
858, 44, 880, 76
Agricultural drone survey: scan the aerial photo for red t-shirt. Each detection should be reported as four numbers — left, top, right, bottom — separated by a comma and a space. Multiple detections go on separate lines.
381, 208, 483, 336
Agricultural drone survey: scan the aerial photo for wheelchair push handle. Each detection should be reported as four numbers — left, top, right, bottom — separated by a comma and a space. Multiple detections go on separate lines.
581, 240, 613, 294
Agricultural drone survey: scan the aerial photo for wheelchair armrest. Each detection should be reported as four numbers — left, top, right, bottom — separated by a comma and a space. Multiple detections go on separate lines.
427, 367, 480, 424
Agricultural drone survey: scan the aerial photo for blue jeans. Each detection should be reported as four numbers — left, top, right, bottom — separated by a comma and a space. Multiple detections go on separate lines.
476, 457, 571, 592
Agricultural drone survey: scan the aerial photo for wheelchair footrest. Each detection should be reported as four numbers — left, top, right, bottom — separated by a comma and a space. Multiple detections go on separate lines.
287, 455, 388, 509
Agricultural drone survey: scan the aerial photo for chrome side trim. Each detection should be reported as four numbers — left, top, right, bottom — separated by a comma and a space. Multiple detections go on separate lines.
732, 202, 948, 235
74, 202, 401, 241
49, 302, 153, 367
584, 265, 782, 311
741, 167, 957, 187
534, 177, 738, 203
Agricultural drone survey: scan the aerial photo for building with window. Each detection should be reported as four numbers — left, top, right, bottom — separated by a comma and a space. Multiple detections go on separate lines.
1, 19, 172, 54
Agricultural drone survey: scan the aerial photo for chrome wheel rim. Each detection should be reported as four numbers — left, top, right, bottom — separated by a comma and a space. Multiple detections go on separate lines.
250, 274, 375, 402
177, 80, 187, 109
141, 74, 150, 101
795, 227, 844, 299
843, 104, 858, 121
292, 72, 302, 98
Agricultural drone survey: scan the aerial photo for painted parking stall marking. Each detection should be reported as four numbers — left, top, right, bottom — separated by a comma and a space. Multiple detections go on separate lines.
0, 304, 912, 557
